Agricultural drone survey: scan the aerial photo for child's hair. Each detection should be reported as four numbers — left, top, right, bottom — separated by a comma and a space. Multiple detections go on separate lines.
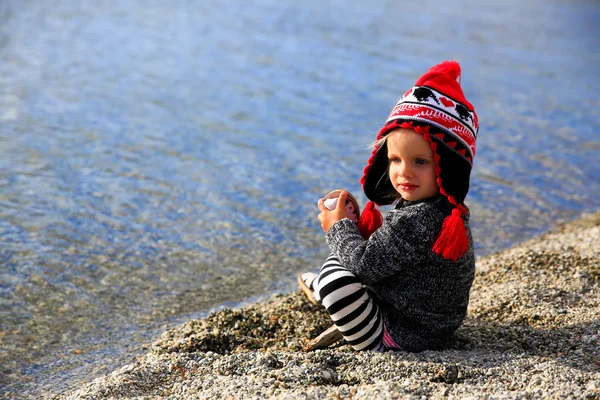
372, 135, 387, 150
357, 61, 479, 262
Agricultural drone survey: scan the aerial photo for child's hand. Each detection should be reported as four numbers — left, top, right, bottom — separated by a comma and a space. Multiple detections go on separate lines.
317, 191, 348, 233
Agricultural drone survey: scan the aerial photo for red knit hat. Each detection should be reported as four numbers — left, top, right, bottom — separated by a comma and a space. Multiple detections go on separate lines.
358, 61, 479, 262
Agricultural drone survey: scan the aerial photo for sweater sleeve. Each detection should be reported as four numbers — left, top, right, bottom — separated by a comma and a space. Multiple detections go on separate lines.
325, 205, 440, 285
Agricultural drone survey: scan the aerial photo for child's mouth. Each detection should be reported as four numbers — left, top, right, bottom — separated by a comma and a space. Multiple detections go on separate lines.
399, 183, 418, 191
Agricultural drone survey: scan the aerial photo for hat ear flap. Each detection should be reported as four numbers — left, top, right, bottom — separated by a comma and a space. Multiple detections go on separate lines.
429, 134, 472, 205
362, 144, 397, 205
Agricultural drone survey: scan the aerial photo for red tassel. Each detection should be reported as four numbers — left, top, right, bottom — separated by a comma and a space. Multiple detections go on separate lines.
358, 201, 383, 239
432, 207, 469, 262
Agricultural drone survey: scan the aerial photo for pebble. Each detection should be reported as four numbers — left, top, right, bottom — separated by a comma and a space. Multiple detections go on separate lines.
52, 212, 600, 400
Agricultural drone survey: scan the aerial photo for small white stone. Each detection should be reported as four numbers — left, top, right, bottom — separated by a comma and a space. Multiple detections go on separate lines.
324, 198, 338, 210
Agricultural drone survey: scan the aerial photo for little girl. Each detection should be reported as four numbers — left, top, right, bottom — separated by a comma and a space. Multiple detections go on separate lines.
299, 61, 478, 352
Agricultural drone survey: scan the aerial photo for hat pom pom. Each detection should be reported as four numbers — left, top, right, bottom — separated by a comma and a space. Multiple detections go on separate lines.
416, 60, 461, 85
358, 201, 383, 239
432, 207, 469, 262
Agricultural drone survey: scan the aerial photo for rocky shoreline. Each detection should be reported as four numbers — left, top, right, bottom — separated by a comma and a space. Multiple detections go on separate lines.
54, 212, 600, 399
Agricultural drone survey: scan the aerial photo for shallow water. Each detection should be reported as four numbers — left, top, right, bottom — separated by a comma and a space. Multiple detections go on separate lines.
0, 0, 599, 397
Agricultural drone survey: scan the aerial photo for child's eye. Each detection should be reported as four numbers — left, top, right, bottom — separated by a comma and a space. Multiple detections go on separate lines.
415, 158, 428, 165
390, 157, 401, 163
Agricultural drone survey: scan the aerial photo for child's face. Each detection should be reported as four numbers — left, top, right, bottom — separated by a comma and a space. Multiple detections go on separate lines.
386, 128, 439, 202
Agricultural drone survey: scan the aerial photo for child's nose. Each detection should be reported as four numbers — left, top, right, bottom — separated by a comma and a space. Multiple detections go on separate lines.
400, 163, 414, 177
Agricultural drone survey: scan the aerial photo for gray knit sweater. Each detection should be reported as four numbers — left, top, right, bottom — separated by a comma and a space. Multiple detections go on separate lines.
325, 196, 475, 352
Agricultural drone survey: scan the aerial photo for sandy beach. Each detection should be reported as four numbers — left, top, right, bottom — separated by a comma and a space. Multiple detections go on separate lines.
52, 212, 600, 399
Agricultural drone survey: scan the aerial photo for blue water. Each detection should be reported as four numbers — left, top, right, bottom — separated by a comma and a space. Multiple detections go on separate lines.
1, 0, 599, 396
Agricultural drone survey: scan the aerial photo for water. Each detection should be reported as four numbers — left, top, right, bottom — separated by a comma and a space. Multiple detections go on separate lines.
1, 0, 598, 397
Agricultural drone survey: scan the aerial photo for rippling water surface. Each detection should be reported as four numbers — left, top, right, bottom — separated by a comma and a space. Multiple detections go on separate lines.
1, 0, 599, 396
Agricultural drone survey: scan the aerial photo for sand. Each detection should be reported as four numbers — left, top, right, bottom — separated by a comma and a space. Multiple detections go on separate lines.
52, 212, 600, 399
